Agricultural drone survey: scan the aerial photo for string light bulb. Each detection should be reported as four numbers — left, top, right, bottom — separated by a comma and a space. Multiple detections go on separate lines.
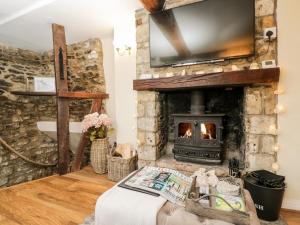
273, 143, 280, 152
274, 104, 286, 114
269, 125, 278, 134
274, 88, 285, 95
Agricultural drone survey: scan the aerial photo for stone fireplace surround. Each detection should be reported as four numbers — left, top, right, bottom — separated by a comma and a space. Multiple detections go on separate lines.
136, 79, 278, 174
134, 0, 279, 174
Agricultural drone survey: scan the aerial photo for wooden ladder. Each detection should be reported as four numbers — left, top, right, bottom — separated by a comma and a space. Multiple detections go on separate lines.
52, 24, 109, 175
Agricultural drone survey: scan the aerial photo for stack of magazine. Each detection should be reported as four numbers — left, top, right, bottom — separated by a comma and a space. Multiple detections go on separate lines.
118, 166, 193, 206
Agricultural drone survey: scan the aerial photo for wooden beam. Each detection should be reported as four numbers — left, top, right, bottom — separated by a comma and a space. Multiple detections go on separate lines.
133, 68, 280, 91
10, 91, 56, 96
71, 99, 103, 172
58, 91, 109, 99
52, 23, 70, 175
139, 0, 165, 13
151, 10, 190, 57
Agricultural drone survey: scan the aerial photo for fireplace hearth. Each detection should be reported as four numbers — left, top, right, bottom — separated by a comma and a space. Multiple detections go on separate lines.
172, 90, 225, 164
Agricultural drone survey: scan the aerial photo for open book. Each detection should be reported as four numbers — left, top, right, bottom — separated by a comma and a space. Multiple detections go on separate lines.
118, 166, 193, 206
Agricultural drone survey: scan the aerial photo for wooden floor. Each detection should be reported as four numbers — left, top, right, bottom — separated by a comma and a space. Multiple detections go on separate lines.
0, 166, 299, 225
282, 209, 300, 225
0, 167, 115, 225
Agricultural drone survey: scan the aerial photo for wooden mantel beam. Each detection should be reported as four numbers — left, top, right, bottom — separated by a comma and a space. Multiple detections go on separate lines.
133, 68, 280, 91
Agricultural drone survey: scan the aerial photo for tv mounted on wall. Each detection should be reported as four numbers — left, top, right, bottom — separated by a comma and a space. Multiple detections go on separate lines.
149, 0, 255, 68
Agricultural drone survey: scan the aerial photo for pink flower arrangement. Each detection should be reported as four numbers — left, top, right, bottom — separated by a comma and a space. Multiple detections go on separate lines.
82, 112, 113, 141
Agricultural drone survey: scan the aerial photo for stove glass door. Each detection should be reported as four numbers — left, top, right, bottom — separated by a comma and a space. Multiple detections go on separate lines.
200, 123, 217, 140
175, 121, 194, 146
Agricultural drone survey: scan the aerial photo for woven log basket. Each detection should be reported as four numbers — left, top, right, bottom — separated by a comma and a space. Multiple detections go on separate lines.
107, 154, 137, 182
90, 138, 108, 174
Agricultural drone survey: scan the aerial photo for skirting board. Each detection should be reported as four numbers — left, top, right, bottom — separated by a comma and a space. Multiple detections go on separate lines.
282, 198, 300, 211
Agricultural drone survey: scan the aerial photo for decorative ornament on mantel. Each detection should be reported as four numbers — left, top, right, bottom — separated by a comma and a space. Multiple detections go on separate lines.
82, 112, 113, 174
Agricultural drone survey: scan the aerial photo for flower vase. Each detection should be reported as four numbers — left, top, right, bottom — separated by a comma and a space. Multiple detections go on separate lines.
90, 138, 108, 174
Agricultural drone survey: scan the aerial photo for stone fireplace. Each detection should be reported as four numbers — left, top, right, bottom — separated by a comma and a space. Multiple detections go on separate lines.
136, 81, 278, 174
135, 0, 279, 174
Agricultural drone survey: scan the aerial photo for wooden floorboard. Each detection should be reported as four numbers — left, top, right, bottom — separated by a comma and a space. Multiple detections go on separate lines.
281, 209, 300, 225
0, 166, 115, 225
0, 166, 299, 225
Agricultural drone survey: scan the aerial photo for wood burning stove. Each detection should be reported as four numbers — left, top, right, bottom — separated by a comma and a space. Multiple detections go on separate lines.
172, 90, 225, 164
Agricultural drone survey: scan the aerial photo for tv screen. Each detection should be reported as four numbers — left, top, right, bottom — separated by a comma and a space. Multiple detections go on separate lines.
149, 0, 255, 67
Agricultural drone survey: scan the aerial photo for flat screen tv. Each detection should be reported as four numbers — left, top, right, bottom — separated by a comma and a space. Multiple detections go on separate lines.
149, 0, 255, 67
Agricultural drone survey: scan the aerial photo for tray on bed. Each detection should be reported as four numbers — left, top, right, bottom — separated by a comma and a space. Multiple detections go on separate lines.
185, 177, 261, 225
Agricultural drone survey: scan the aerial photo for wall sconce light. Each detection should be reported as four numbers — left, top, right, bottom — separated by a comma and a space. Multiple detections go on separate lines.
115, 45, 132, 56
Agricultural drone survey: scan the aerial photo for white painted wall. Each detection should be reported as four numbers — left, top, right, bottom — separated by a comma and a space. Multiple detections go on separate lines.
102, 36, 116, 143
113, 11, 137, 148
114, 50, 137, 147
277, 0, 300, 210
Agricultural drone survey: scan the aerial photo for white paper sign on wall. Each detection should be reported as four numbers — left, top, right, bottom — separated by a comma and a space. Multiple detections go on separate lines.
34, 77, 56, 92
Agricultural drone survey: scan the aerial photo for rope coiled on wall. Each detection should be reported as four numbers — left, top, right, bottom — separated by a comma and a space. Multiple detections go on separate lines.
0, 137, 57, 167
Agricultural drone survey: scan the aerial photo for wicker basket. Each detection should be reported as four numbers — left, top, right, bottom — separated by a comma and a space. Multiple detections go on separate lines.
90, 138, 108, 174
107, 154, 137, 182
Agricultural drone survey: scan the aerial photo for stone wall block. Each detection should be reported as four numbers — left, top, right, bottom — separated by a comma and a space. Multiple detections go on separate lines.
263, 87, 276, 115
245, 87, 262, 114
137, 145, 159, 161
137, 103, 145, 118
245, 115, 277, 135
246, 134, 260, 153
246, 153, 275, 171
137, 131, 146, 145
137, 91, 158, 102
137, 117, 158, 132
145, 101, 159, 117
136, 24, 149, 44
260, 135, 275, 154
137, 159, 156, 169
145, 131, 159, 146
255, 0, 275, 17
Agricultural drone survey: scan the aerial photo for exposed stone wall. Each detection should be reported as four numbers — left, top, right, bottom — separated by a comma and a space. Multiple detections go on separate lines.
0, 38, 105, 187
0, 46, 57, 187
244, 84, 277, 171
135, 0, 278, 171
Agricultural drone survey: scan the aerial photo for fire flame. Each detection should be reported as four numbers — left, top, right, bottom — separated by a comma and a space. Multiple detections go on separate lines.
201, 124, 212, 140
184, 129, 192, 138
201, 124, 207, 134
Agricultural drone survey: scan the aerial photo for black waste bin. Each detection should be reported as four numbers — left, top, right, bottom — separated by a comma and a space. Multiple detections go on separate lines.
244, 172, 285, 221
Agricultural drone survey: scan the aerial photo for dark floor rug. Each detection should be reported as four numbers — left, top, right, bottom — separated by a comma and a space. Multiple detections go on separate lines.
79, 213, 287, 225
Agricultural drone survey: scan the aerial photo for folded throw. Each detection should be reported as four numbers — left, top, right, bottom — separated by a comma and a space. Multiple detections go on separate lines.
95, 185, 167, 225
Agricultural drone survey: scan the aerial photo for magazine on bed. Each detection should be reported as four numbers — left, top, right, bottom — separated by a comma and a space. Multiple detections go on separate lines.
118, 166, 193, 206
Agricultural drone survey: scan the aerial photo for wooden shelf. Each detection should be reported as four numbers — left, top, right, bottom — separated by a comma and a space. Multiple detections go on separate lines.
58, 91, 109, 99
11, 91, 56, 96
133, 68, 280, 91
11, 91, 109, 100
